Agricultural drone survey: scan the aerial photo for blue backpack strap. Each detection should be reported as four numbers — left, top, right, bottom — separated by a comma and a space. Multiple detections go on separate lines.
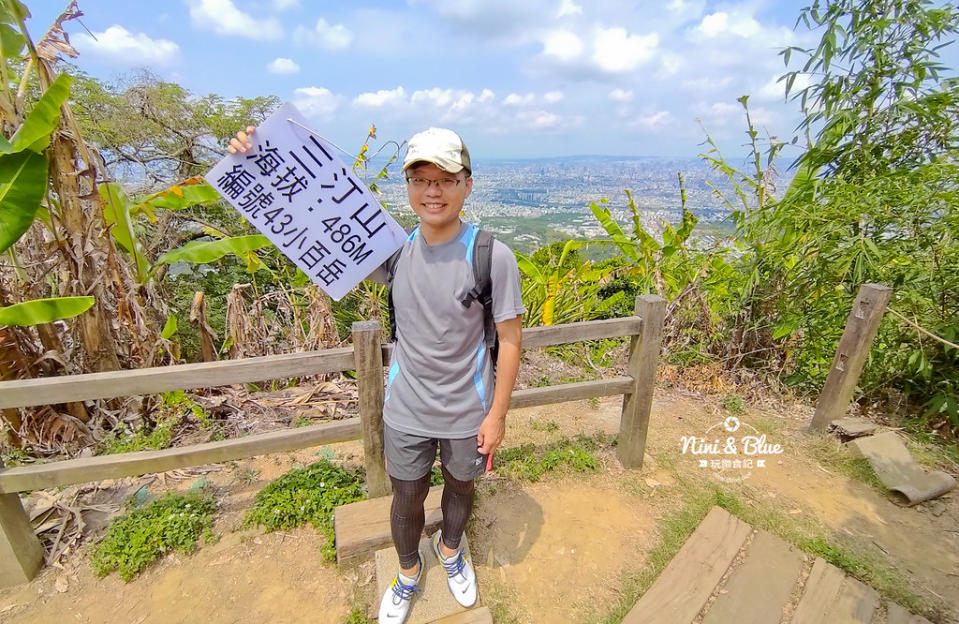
387, 227, 419, 342
461, 227, 497, 370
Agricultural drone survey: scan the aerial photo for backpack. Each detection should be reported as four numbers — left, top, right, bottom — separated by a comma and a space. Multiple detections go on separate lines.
386, 227, 499, 370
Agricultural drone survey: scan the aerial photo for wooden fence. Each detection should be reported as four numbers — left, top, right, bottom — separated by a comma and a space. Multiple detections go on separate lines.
0, 295, 667, 588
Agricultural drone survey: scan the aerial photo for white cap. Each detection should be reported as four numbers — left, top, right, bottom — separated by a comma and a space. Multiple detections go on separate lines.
402, 127, 472, 175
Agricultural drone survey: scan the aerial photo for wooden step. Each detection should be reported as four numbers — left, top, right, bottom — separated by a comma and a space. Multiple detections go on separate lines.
334, 485, 444, 564
886, 602, 934, 624
622, 506, 753, 624
429, 606, 492, 623
792, 558, 846, 624
701, 529, 804, 624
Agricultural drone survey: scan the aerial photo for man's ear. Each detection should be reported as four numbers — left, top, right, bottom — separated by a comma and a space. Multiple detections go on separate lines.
464, 176, 473, 199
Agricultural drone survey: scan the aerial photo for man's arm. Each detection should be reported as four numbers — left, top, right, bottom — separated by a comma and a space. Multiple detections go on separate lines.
476, 315, 523, 455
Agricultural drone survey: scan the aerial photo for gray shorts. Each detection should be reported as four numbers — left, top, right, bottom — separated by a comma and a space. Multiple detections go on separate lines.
384, 424, 487, 482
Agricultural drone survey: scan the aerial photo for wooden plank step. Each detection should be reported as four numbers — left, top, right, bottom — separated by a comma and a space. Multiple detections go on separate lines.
335, 485, 444, 564
886, 602, 934, 624
792, 558, 847, 624
622, 506, 753, 624
375, 536, 478, 624
428, 606, 492, 623
825, 576, 880, 623
701, 529, 804, 624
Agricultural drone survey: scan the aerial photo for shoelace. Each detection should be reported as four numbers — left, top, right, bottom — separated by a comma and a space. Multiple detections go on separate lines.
439, 550, 467, 580
390, 575, 417, 601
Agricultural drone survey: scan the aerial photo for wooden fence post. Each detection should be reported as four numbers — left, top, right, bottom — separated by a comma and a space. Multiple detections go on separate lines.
809, 284, 893, 431
618, 294, 666, 469
0, 458, 43, 588
352, 321, 391, 498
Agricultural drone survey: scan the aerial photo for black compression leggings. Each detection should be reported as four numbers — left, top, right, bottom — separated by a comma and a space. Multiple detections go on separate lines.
390, 467, 476, 569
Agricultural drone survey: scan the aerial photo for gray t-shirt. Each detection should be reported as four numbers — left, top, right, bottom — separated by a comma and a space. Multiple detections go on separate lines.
380, 221, 525, 438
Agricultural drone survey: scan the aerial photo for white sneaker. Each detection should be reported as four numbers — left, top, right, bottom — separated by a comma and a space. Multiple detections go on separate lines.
430, 530, 478, 608
378, 554, 421, 623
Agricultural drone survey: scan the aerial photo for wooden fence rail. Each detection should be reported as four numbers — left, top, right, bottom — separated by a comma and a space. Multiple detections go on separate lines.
0, 296, 665, 587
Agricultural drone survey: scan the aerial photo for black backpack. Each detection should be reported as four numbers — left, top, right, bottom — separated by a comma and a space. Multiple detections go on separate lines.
386, 228, 498, 370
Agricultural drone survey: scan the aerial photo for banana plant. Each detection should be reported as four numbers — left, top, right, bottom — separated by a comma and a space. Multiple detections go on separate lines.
0, 296, 94, 326
97, 175, 273, 283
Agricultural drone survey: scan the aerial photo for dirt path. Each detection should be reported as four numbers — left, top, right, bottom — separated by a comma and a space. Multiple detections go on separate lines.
1, 388, 956, 623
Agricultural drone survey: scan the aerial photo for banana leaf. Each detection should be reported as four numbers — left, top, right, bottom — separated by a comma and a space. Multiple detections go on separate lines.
0, 149, 47, 253
7, 73, 72, 153
0, 296, 94, 327
155, 235, 272, 266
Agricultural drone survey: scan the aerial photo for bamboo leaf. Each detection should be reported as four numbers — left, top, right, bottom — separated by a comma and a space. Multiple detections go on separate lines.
0, 296, 94, 327
8, 73, 72, 153
156, 235, 272, 266
0, 149, 47, 253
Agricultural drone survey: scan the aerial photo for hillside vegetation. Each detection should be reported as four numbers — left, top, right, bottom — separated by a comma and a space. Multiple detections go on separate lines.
0, 0, 956, 463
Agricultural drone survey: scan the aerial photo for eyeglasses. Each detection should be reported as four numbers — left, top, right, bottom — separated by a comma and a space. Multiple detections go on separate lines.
405, 176, 463, 190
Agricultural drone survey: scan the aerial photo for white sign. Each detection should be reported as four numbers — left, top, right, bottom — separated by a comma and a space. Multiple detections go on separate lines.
205, 102, 407, 300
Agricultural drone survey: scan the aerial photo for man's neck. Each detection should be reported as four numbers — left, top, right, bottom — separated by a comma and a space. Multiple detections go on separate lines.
419, 220, 462, 245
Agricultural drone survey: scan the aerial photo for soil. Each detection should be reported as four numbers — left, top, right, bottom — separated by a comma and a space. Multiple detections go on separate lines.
1, 387, 957, 624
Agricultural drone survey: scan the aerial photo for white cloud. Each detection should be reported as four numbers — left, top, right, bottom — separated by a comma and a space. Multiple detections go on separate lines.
591, 27, 658, 73
682, 76, 732, 92
694, 101, 745, 125
695, 11, 761, 38
632, 110, 673, 130
354, 87, 407, 107
294, 18, 354, 50
609, 88, 633, 102
478, 89, 496, 103
187, 0, 282, 40
757, 72, 810, 101
73, 25, 179, 65
272, 0, 299, 9
556, 0, 582, 18
542, 30, 583, 61
519, 110, 562, 129
544, 90, 564, 103
504, 93, 535, 106
267, 57, 300, 74
292, 87, 342, 119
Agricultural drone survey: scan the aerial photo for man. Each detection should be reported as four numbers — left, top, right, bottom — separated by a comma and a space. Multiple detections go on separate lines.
373, 128, 524, 622
229, 126, 524, 622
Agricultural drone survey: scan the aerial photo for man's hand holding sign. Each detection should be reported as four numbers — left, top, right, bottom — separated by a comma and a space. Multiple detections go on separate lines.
207, 102, 407, 301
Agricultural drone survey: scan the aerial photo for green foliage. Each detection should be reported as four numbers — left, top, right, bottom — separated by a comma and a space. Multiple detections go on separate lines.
495, 435, 605, 482
155, 234, 272, 268
99, 391, 211, 454
0, 296, 94, 326
0, 149, 47, 253
721, 395, 746, 414
244, 459, 366, 561
90, 491, 217, 581
517, 237, 624, 326
7, 72, 72, 153
342, 607, 373, 624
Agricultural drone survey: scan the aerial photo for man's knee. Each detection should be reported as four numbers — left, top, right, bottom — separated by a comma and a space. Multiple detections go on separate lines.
391, 473, 431, 517
440, 465, 474, 496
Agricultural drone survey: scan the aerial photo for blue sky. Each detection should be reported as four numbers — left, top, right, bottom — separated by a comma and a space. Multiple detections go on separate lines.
28, 1, 956, 160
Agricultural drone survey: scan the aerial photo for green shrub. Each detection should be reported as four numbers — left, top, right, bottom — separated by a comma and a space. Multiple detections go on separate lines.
90, 491, 217, 581
244, 459, 366, 561
495, 434, 605, 482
